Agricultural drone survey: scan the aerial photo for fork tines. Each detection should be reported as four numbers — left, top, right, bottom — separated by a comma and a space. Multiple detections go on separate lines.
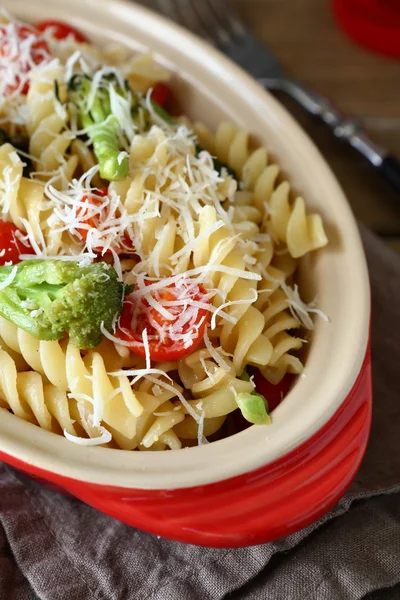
156, 0, 246, 48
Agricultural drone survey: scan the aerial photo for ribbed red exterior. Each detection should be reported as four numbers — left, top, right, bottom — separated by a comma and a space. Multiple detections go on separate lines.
0, 341, 372, 547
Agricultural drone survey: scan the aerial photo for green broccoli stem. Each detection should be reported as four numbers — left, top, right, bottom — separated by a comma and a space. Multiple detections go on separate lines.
83, 113, 129, 181
0, 264, 60, 340
0, 263, 58, 341
69, 74, 129, 182
151, 101, 174, 125
0, 286, 59, 341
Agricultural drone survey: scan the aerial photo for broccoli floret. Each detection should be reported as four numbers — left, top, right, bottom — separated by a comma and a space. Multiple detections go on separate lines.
0, 260, 132, 349
68, 73, 130, 181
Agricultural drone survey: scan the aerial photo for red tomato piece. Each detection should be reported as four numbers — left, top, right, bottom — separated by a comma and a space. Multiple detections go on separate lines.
76, 188, 108, 245
76, 188, 135, 255
251, 369, 294, 411
35, 20, 87, 43
0, 221, 34, 265
0, 24, 50, 95
151, 82, 170, 108
117, 282, 210, 361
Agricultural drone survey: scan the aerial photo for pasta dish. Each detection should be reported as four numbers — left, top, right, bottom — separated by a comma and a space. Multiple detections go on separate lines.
0, 14, 328, 451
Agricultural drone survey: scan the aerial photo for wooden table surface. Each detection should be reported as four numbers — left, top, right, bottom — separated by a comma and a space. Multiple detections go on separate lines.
143, 0, 400, 251
232, 0, 400, 253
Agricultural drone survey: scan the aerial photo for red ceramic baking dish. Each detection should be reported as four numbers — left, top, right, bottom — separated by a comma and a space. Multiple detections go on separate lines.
0, 0, 372, 547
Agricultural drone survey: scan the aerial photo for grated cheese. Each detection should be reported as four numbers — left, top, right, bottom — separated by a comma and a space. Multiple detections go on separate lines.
280, 280, 330, 330
67, 390, 103, 428
197, 406, 206, 447
145, 373, 202, 426
142, 327, 151, 370
199, 352, 217, 385
210, 288, 258, 330
64, 427, 112, 446
203, 328, 232, 373
0, 17, 52, 113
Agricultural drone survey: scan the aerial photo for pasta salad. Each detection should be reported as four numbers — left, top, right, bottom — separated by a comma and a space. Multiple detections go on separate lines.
0, 13, 328, 451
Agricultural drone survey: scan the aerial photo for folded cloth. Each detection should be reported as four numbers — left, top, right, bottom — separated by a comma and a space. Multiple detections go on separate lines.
0, 225, 399, 600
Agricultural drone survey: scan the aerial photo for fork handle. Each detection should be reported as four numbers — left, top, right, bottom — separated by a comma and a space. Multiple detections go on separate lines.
260, 77, 400, 193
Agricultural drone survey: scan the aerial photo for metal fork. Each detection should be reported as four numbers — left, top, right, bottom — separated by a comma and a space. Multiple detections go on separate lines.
154, 0, 400, 194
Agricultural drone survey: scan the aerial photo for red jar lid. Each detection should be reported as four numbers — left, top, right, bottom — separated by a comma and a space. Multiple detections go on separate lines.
333, 0, 400, 58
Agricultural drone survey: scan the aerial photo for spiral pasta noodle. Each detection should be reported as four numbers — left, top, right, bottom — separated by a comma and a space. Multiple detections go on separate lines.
194, 121, 328, 258
0, 143, 50, 248
123, 53, 171, 95
0, 316, 190, 449
26, 62, 76, 187
0, 317, 143, 440
109, 126, 237, 276
177, 348, 253, 426
0, 348, 65, 429
0, 142, 79, 255
87, 359, 187, 450
192, 205, 271, 373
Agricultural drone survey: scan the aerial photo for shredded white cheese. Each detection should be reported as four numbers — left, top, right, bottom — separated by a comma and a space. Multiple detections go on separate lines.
280, 281, 330, 330
64, 428, 112, 446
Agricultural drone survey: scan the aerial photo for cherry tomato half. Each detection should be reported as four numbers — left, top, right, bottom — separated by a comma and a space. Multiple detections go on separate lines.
36, 20, 87, 43
117, 282, 210, 361
0, 221, 34, 265
151, 82, 170, 108
76, 188, 109, 245
251, 369, 294, 411
76, 188, 134, 255
0, 24, 50, 95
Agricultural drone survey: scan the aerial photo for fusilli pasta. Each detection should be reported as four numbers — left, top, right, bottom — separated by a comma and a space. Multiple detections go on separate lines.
27, 62, 76, 187
194, 121, 328, 257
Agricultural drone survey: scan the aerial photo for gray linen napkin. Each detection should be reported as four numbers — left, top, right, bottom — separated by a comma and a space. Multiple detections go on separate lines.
0, 225, 400, 600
